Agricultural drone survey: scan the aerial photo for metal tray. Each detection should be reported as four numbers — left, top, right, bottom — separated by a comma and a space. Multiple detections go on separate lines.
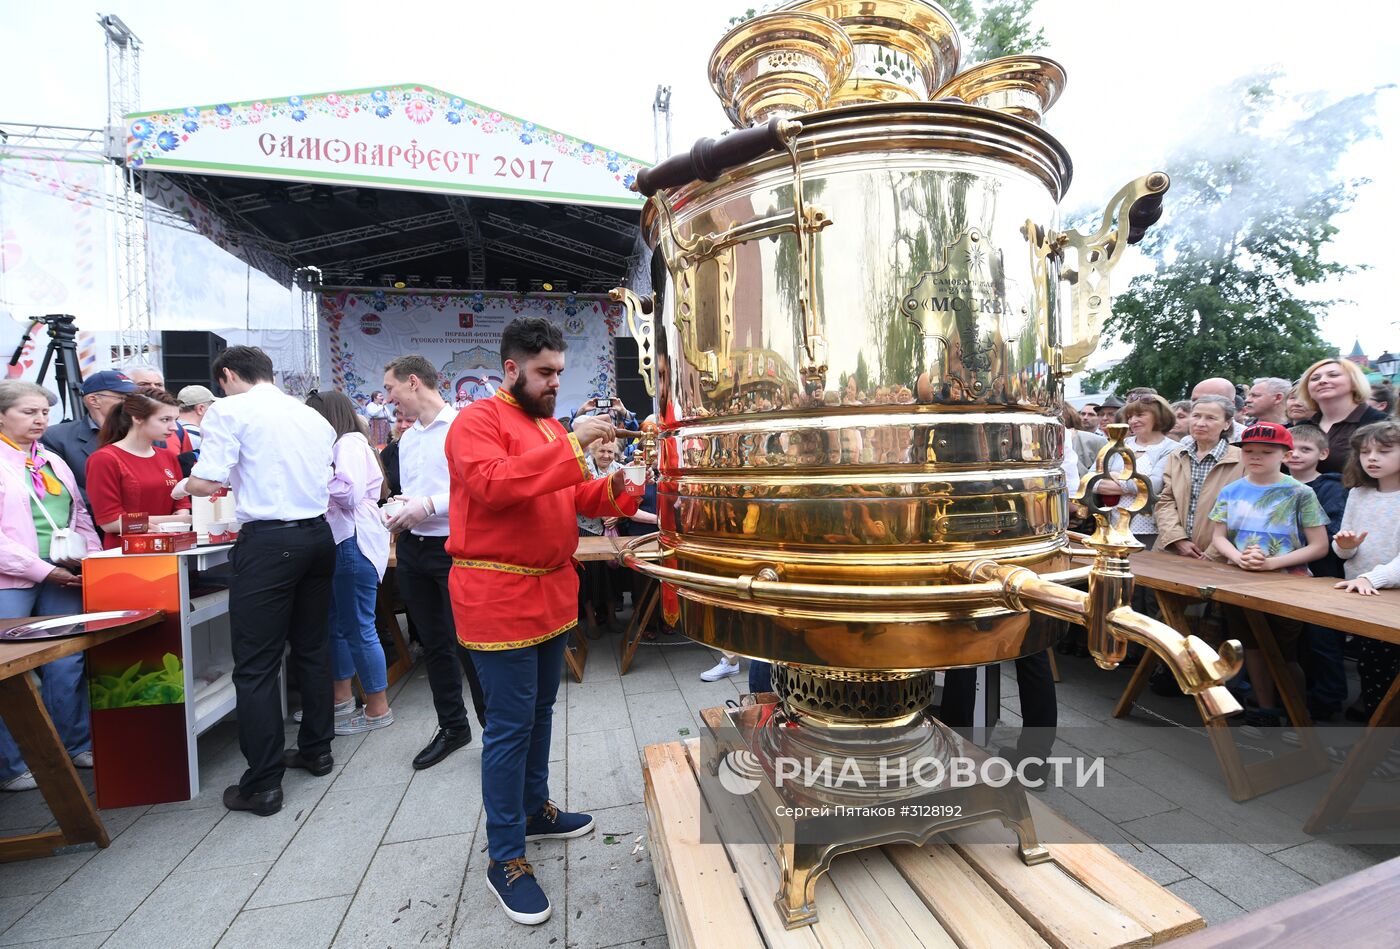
0, 609, 161, 641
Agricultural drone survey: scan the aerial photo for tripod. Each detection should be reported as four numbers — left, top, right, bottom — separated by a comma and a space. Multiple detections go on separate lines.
6, 315, 85, 420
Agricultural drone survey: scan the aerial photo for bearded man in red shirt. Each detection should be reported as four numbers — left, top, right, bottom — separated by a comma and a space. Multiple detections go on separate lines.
446, 317, 637, 925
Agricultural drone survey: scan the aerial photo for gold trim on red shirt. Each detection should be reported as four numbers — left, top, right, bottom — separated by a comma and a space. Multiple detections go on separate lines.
452, 558, 562, 576
567, 433, 589, 480
458, 619, 576, 651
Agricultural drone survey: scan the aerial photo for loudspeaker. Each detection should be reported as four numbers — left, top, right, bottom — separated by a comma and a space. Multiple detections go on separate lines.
162, 331, 227, 397
613, 336, 653, 420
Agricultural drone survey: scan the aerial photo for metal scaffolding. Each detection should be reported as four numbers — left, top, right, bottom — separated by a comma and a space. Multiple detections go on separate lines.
99, 13, 152, 366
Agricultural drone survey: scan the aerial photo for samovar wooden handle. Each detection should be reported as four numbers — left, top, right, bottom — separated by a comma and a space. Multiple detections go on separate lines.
633, 117, 802, 197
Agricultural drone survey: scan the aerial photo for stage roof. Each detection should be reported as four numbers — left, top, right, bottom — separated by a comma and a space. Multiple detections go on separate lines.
125, 84, 647, 292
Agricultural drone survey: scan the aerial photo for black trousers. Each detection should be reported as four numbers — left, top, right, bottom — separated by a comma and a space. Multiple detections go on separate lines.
395, 533, 487, 729
939, 647, 1057, 761
229, 517, 336, 794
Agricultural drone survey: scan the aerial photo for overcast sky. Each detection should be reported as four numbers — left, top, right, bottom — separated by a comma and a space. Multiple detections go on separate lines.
4, 0, 1397, 363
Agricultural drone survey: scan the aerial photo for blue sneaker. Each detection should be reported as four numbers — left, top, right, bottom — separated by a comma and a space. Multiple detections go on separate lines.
486, 858, 551, 925
524, 800, 595, 840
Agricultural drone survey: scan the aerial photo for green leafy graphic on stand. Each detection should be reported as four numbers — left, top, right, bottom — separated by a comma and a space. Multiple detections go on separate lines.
90, 654, 185, 709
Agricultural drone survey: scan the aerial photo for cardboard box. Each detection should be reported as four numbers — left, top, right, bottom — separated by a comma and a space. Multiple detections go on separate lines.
120, 512, 150, 535
121, 531, 197, 555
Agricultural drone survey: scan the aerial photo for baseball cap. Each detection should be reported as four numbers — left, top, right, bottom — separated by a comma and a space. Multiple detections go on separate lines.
1235, 421, 1293, 450
79, 370, 138, 396
176, 384, 217, 409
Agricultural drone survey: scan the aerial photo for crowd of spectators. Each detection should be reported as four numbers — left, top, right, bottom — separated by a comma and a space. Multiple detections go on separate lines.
1071, 358, 1400, 735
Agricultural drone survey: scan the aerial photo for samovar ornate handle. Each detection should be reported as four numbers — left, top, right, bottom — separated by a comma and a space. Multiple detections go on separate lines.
1034, 172, 1170, 375
608, 288, 656, 398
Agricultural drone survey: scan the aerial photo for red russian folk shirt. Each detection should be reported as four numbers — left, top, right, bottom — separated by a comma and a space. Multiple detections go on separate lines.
445, 389, 639, 650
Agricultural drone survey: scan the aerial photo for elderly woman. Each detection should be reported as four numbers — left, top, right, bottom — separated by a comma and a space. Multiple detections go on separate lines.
1285, 385, 1313, 424
0, 381, 102, 791
1097, 395, 1181, 551
1155, 395, 1244, 560
1299, 358, 1388, 474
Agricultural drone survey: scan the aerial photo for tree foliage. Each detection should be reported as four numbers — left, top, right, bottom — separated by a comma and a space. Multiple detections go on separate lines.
942, 0, 1047, 63
1093, 74, 1379, 399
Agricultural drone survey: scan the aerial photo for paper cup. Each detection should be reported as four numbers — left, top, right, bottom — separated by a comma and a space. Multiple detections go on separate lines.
622, 466, 647, 497
383, 499, 406, 522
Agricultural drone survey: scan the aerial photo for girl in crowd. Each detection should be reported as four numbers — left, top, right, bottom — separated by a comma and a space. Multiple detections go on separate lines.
86, 387, 191, 547
1298, 358, 1388, 474
306, 390, 393, 734
0, 381, 101, 791
1155, 395, 1243, 560
1333, 420, 1400, 717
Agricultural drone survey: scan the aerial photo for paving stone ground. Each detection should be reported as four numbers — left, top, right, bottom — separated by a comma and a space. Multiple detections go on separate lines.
0, 609, 1392, 947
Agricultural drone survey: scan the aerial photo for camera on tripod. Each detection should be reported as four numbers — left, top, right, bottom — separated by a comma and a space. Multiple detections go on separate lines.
7, 314, 86, 419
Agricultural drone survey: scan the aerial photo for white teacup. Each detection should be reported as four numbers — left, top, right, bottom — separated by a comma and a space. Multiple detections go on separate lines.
621, 465, 647, 497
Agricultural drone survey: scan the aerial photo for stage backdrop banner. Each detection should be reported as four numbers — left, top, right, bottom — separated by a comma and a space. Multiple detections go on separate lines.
125, 84, 647, 209
318, 290, 621, 415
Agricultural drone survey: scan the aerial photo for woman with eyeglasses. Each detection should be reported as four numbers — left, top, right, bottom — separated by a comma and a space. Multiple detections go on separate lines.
0, 380, 101, 791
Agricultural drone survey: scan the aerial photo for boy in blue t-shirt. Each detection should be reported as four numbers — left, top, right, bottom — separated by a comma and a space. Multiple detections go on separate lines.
1208, 422, 1329, 734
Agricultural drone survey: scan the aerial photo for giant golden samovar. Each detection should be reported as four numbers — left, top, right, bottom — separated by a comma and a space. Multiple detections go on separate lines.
612, 0, 1243, 928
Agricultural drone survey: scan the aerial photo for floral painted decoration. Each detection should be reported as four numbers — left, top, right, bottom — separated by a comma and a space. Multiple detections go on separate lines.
124, 83, 647, 199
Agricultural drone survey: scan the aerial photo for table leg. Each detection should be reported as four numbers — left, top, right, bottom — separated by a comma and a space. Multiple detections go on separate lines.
620, 581, 661, 676
1305, 669, 1400, 833
1200, 606, 1328, 802
1047, 648, 1060, 683
564, 625, 588, 683
0, 673, 108, 861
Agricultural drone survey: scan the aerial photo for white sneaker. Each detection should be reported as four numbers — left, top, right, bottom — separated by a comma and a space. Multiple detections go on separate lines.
335, 709, 394, 735
71, 751, 94, 768
293, 697, 356, 723
700, 659, 741, 682
1, 771, 36, 792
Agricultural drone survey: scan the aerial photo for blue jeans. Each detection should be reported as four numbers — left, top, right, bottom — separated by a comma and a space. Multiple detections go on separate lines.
0, 582, 92, 780
749, 659, 772, 694
469, 630, 568, 862
328, 537, 388, 694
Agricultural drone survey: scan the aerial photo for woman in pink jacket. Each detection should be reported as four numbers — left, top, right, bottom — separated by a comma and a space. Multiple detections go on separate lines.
0, 381, 102, 791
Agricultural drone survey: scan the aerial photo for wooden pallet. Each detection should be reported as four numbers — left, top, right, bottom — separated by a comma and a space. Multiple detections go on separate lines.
642, 738, 1205, 949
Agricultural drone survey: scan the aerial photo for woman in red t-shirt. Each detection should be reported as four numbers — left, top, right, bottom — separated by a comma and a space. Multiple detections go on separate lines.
86, 387, 192, 548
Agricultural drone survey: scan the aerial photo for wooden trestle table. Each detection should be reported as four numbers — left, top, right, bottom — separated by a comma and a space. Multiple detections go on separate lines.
1103, 550, 1400, 831
0, 610, 162, 861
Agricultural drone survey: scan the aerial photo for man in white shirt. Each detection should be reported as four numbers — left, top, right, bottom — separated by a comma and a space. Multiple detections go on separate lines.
183, 346, 338, 817
382, 354, 487, 769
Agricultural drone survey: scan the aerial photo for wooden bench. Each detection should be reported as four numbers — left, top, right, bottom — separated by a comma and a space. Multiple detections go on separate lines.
642, 735, 1204, 949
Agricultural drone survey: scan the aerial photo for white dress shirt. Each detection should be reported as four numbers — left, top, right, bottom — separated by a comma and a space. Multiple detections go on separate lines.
396, 402, 455, 537
328, 432, 390, 578
191, 382, 336, 523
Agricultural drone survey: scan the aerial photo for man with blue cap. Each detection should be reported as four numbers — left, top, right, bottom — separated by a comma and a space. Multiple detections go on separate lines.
41, 369, 138, 510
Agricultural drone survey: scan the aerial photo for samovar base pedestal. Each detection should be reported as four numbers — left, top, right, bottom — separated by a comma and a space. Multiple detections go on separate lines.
699, 702, 1051, 929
